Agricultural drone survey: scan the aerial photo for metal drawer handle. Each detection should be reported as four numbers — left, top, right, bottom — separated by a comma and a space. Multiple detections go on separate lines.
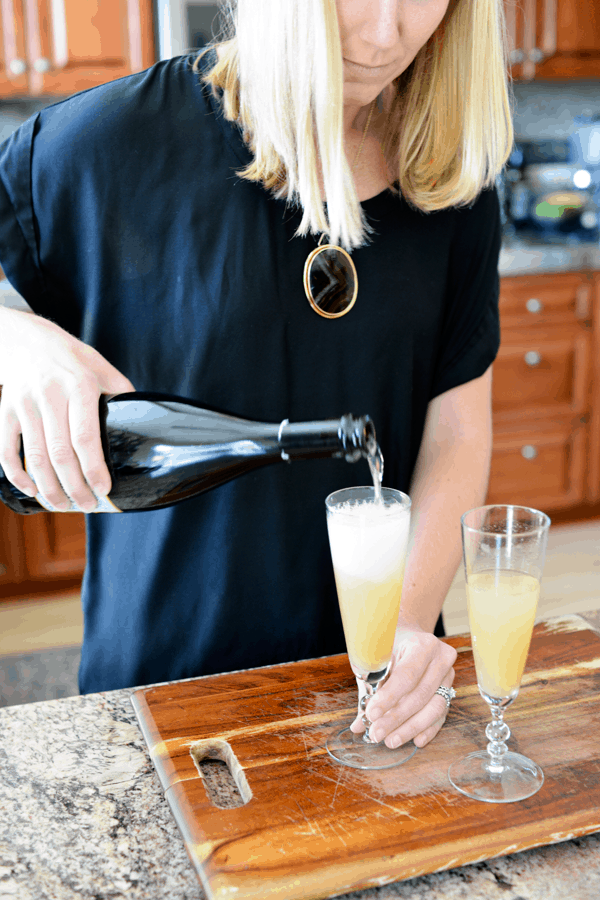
526, 298, 543, 314
33, 57, 51, 74
521, 445, 538, 460
524, 350, 541, 367
9, 58, 26, 76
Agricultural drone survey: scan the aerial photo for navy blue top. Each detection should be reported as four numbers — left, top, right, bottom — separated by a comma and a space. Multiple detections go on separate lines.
0, 54, 501, 693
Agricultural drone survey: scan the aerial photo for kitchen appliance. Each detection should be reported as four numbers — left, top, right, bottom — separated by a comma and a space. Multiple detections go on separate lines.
504, 138, 599, 243
156, 0, 224, 59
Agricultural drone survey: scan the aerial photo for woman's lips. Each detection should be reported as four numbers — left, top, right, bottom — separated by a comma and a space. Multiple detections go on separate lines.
343, 57, 400, 79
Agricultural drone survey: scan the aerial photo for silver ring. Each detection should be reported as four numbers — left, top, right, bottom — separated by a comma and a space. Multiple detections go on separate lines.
435, 685, 456, 708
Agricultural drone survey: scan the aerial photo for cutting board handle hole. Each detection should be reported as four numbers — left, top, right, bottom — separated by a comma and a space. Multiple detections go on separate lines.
190, 739, 252, 809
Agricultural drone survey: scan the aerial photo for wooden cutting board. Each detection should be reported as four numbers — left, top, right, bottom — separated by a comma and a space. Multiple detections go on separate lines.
132, 615, 600, 900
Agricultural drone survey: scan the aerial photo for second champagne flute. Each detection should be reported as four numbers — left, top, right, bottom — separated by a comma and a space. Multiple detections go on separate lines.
325, 486, 416, 769
448, 504, 550, 802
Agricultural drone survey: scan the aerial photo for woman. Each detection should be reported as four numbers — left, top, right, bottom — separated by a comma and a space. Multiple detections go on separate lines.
0, 0, 511, 752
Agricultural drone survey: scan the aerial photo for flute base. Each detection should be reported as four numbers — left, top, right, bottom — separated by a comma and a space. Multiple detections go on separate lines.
448, 750, 544, 803
326, 725, 418, 770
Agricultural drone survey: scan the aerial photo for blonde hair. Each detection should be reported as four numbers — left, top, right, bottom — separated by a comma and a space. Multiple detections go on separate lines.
198, 0, 513, 250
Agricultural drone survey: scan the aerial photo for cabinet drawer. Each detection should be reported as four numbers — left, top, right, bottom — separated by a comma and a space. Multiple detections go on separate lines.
499, 273, 591, 328
486, 424, 586, 511
492, 334, 589, 420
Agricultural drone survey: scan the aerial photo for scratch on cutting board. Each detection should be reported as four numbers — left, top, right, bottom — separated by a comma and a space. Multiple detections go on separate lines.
293, 799, 325, 840
317, 769, 419, 821
330, 765, 345, 808
327, 820, 348, 847
425, 790, 453, 818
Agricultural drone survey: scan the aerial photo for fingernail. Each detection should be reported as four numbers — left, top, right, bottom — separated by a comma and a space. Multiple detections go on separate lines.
369, 706, 382, 721
389, 737, 402, 749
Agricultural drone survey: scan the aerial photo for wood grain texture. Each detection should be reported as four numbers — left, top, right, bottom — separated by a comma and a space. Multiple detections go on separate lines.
132, 616, 600, 900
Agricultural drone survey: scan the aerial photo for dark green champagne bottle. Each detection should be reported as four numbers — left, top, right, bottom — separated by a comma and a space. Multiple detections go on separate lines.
0, 392, 377, 514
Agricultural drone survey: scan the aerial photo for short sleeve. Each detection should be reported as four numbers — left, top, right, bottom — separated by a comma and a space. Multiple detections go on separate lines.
430, 188, 501, 399
0, 114, 47, 303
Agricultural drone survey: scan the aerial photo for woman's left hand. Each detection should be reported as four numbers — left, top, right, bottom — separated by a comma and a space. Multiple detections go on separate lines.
350, 625, 457, 749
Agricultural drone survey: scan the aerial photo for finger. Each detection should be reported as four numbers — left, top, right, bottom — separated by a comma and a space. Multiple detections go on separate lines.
68, 381, 112, 497
0, 405, 37, 496
18, 397, 73, 511
367, 633, 444, 718
94, 355, 136, 397
369, 667, 456, 743
38, 390, 99, 512
413, 714, 448, 749
368, 639, 456, 723
350, 714, 365, 734
384, 707, 448, 750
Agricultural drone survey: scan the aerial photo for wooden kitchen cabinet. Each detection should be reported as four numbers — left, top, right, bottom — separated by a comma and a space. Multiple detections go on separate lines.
0, 504, 85, 597
0, 0, 155, 97
505, 0, 600, 80
486, 271, 599, 513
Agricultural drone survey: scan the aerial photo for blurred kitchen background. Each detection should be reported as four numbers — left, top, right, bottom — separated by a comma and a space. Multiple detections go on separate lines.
2, 0, 600, 706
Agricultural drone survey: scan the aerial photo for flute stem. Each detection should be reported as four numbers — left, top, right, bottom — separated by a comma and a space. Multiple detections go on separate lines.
485, 704, 511, 772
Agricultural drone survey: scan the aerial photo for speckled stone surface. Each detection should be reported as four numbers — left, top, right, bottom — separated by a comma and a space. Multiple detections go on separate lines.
1, 612, 600, 900
498, 240, 600, 277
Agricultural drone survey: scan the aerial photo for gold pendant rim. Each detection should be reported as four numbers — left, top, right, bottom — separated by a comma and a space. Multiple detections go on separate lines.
303, 244, 358, 319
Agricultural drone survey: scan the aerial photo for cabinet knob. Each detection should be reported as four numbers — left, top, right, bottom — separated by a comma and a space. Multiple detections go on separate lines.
8, 58, 26, 76
526, 298, 543, 314
521, 445, 538, 460
529, 47, 545, 63
524, 350, 542, 367
509, 49, 525, 64
33, 57, 51, 73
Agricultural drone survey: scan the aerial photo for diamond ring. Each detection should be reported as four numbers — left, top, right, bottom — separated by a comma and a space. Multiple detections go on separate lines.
435, 685, 456, 708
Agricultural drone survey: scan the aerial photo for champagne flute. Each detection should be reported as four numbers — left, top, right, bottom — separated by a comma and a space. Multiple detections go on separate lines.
325, 486, 416, 769
448, 504, 550, 802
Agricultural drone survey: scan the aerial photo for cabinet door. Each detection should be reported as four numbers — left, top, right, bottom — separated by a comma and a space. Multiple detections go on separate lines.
535, 0, 600, 79
22, 0, 155, 96
0, 0, 27, 93
586, 273, 600, 501
508, 0, 600, 80
21, 511, 86, 582
0, 503, 27, 588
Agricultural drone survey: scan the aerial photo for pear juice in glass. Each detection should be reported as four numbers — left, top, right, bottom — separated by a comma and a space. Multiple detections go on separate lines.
325, 486, 415, 769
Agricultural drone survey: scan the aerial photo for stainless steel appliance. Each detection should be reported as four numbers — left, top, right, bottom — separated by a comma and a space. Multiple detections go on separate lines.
504, 138, 599, 243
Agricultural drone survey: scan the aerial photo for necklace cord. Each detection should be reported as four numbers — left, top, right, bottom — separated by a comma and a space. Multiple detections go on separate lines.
351, 99, 377, 172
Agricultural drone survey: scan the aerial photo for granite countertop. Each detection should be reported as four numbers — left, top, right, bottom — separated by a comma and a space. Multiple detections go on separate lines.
2, 613, 600, 900
498, 239, 600, 277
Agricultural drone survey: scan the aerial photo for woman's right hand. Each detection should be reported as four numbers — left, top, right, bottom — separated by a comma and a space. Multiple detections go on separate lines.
0, 307, 135, 512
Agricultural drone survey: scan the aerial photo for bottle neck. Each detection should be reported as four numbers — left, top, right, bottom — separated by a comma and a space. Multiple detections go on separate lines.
278, 414, 376, 462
